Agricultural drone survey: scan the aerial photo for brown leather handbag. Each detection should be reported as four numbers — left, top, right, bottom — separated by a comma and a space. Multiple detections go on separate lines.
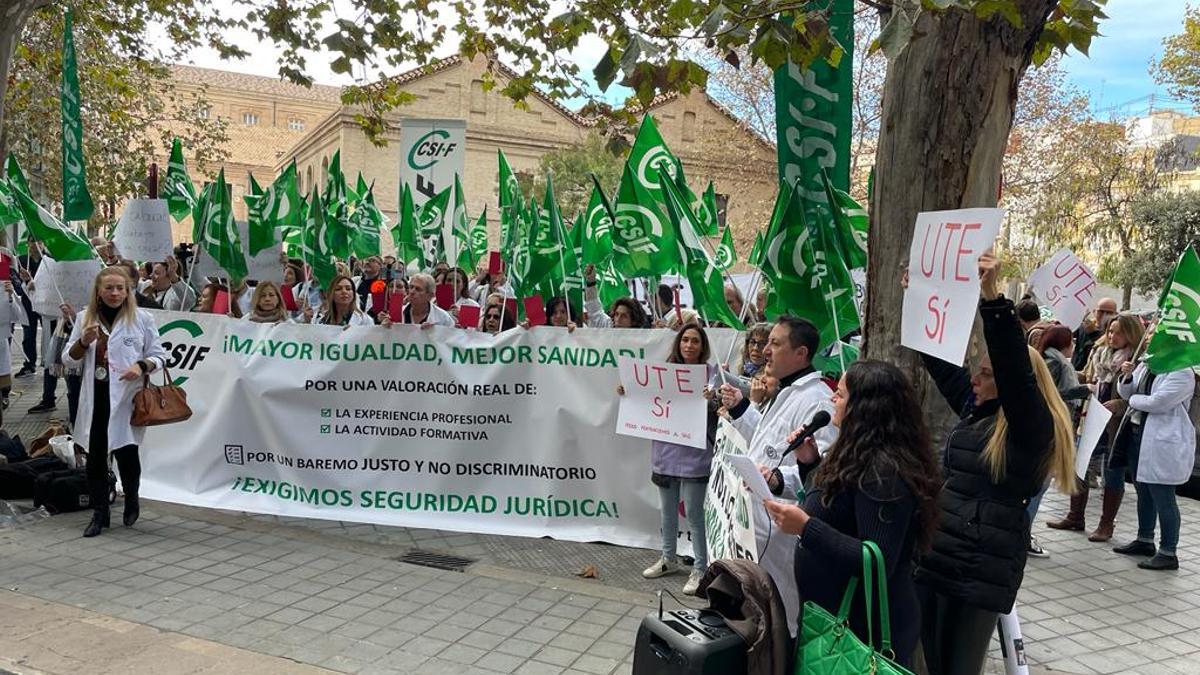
131, 366, 193, 427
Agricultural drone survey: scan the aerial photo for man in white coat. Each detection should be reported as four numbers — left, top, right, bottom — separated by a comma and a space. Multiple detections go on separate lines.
719, 316, 837, 636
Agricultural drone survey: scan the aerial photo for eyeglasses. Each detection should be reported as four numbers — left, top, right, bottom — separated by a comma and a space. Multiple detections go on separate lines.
747, 339, 767, 348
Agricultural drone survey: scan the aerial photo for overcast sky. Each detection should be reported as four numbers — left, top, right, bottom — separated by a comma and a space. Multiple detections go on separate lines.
170, 0, 1191, 117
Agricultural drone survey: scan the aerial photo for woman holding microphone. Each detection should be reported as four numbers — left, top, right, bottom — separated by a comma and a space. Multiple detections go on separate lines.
63, 267, 168, 538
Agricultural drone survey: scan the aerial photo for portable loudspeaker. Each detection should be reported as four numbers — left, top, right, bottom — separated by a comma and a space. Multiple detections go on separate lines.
632, 609, 747, 675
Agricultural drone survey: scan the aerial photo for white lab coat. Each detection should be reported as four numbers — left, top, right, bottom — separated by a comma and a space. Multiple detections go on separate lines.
61, 308, 168, 452
730, 370, 837, 637
404, 303, 455, 327
1118, 364, 1197, 485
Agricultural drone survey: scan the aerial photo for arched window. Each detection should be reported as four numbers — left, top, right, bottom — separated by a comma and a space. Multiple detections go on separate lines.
321, 156, 329, 186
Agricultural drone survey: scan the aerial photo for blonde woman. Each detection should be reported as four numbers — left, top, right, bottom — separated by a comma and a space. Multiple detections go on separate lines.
303, 274, 372, 327
62, 267, 168, 538
910, 254, 1076, 675
243, 281, 289, 324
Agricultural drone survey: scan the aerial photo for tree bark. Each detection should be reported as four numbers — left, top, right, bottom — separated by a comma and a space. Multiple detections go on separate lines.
863, 3, 1058, 431
0, 0, 50, 161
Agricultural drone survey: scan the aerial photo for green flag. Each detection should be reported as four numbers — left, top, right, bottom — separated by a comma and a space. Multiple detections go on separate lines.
1145, 248, 1200, 374
611, 163, 678, 279
821, 169, 868, 270
498, 149, 524, 253
163, 138, 197, 222
466, 208, 488, 270
748, 229, 765, 271
451, 174, 475, 270
628, 115, 684, 201
525, 198, 560, 292
715, 223, 737, 271
321, 151, 353, 259
418, 186, 451, 239
265, 162, 302, 232
0, 179, 21, 228
390, 183, 425, 269
813, 340, 861, 377
581, 177, 615, 267
244, 174, 277, 256
7, 157, 94, 261
299, 186, 336, 289
347, 175, 384, 259
699, 182, 720, 237
662, 178, 743, 329
198, 169, 248, 282
60, 9, 93, 222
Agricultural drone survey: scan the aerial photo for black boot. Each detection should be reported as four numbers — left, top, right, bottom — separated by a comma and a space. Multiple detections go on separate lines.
1113, 539, 1156, 556
83, 506, 110, 538
123, 493, 140, 527
1138, 553, 1179, 571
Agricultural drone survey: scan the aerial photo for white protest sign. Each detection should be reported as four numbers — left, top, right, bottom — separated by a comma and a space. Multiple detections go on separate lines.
615, 357, 707, 449
727, 453, 774, 502
31, 257, 103, 318
1075, 395, 1114, 480
191, 220, 285, 284
1027, 248, 1098, 331
0, 289, 12, 325
112, 199, 174, 262
704, 419, 758, 563
901, 208, 1004, 365
138, 313, 739, 551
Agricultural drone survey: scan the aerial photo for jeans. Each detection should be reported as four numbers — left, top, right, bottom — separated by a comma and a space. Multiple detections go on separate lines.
1026, 483, 1049, 521
658, 477, 708, 572
20, 314, 37, 368
1135, 482, 1181, 555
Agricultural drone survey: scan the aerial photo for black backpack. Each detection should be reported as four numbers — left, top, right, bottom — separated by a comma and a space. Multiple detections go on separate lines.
33, 469, 116, 514
0, 456, 69, 500
0, 432, 26, 463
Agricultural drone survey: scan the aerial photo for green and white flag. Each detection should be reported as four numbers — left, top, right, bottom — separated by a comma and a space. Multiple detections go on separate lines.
390, 183, 425, 270
466, 208, 488, 271
418, 186, 451, 239
715, 223, 736, 271
7, 157, 94, 261
265, 162, 302, 233
450, 174, 474, 270
662, 178, 743, 329
348, 174, 384, 259
60, 9, 94, 222
699, 181, 720, 237
0, 179, 24, 252
244, 174, 276, 256
198, 168, 248, 282
300, 187, 336, 289
322, 151, 353, 260
163, 138, 197, 222
821, 170, 868, 270
611, 163, 678, 279
1146, 247, 1200, 374
498, 150, 524, 254
581, 177, 615, 267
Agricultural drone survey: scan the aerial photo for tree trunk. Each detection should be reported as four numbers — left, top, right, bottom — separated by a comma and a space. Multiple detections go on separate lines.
0, 0, 49, 161
1122, 284, 1132, 311
863, 4, 1057, 431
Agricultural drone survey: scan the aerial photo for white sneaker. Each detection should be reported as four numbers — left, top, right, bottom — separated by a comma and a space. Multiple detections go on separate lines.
642, 556, 680, 579
682, 570, 703, 596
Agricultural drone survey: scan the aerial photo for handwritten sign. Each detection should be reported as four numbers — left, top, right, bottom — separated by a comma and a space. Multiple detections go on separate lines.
31, 257, 102, 318
112, 199, 174, 262
615, 357, 707, 449
704, 419, 758, 563
1027, 248, 1097, 331
1075, 395, 1114, 480
901, 208, 1004, 365
191, 220, 284, 283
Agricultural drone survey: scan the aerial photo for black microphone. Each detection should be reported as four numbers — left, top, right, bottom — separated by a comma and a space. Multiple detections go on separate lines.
782, 411, 832, 458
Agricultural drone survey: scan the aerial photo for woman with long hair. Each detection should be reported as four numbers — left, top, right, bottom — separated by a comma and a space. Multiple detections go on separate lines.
1052, 313, 1146, 540
305, 275, 372, 327
62, 267, 168, 538
620, 323, 719, 596
545, 296, 578, 331
765, 360, 941, 668
911, 254, 1076, 675
243, 281, 289, 324
480, 303, 515, 334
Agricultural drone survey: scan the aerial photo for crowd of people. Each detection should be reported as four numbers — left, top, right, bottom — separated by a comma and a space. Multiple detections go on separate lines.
2, 235, 1193, 675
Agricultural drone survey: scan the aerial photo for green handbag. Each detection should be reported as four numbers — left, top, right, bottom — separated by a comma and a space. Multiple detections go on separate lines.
795, 541, 913, 675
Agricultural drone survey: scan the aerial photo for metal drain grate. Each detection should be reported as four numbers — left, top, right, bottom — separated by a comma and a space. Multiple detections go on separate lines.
396, 549, 477, 572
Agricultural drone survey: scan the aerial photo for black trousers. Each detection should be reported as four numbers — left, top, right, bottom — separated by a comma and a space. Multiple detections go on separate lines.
20, 310, 38, 367
85, 375, 140, 509
917, 585, 998, 675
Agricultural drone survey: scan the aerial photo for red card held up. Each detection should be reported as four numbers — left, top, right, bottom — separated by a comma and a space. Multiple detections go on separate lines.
523, 295, 546, 326
280, 283, 298, 312
388, 293, 405, 323
488, 251, 503, 276
503, 297, 517, 320
458, 305, 480, 329
435, 283, 455, 310
0, 255, 10, 281
211, 289, 230, 315
371, 290, 386, 313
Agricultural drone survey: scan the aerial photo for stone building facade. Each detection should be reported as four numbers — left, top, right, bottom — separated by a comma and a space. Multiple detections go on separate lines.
162, 57, 777, 268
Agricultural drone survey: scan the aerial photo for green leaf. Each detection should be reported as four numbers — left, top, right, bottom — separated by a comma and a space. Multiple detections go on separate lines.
593, 46, 619, 92
699, 3, 731, 36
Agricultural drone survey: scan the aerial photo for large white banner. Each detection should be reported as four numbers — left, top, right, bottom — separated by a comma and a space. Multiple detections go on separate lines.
398, 118, 467, 262
901, 208, 1004, 365
142, 311, 738, 550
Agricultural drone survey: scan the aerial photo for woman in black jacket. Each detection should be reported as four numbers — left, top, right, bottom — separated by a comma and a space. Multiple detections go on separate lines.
913, 254, 1076, 674
765, 360, 941, 668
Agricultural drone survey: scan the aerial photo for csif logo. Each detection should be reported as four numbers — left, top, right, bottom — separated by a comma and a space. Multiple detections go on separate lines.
158, 319, 210, 385
407, 130, 457, 171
